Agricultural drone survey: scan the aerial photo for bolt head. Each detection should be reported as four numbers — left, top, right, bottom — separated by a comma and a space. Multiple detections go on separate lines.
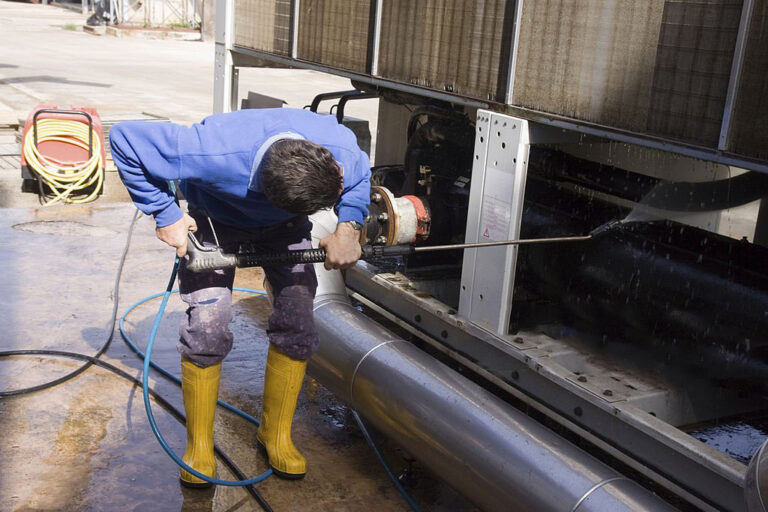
377, 212, 388, 222
371, 192, 382, 203
375, 236, 387, 245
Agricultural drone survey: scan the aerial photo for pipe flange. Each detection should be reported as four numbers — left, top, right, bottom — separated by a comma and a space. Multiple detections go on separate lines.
366, 186, 431, 246
374, 185, 399, 245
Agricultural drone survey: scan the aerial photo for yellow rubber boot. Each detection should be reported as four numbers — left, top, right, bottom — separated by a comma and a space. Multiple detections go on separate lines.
257, 345, 307, 479
179, 359, 221, 488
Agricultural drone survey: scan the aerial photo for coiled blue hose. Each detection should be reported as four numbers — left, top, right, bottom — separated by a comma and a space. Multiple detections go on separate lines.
122, 256, 273, 486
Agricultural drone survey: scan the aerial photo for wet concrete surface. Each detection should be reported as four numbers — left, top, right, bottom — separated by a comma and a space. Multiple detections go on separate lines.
0, 203, 476, 511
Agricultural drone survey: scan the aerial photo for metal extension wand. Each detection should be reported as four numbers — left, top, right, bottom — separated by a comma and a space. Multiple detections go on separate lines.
184, 220, 622, 273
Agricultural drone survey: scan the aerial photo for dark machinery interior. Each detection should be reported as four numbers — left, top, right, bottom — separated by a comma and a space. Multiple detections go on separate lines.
364, 103, 768, 468
369, 106, 473, 242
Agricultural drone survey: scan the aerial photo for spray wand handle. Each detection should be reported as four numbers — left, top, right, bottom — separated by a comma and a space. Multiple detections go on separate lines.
232, 245, 415, 269
185, 232, 601, 273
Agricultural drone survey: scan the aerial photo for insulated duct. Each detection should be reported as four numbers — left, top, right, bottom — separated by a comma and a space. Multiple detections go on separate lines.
307, 210, 678, 511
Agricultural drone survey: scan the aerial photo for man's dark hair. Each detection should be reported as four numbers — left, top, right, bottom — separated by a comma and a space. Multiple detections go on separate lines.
260, 139, 342, 215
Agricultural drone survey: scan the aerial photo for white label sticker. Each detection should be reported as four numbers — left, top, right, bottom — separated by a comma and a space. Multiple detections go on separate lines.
480, 196, 512, 241
480, 167, 514, 241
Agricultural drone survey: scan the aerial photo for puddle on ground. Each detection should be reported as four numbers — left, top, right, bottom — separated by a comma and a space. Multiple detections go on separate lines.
321, 403, 352, 429
689, 421, 768, 464
12, 220, 118, 237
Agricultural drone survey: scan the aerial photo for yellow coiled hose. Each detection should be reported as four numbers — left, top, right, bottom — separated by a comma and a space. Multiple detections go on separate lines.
23, 117, 104, 205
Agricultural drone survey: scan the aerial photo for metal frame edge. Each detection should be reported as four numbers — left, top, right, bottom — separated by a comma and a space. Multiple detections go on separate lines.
718, 0, 755, 151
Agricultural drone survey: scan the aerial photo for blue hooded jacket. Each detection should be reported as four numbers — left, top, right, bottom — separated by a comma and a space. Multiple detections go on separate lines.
109, 108, 371, 229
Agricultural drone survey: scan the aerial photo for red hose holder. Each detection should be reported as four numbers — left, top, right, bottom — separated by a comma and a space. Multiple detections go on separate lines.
20, 104, 106, 175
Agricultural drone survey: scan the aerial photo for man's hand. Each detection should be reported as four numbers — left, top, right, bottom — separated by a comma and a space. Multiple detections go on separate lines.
156, 213, 198, 257
319, 222, 362, 270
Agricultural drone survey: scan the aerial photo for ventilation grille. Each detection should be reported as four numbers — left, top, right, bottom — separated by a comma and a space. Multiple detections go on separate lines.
297, 0, 372, 73
229, 0, 768, 165
514, 0, 665, 133
234, 0, 292, 55
514, 0, 742, 147
647, 0, 742, 146
378, 0, 514, 102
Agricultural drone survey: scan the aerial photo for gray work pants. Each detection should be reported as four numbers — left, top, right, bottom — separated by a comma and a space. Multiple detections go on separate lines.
177, 212, 318, 367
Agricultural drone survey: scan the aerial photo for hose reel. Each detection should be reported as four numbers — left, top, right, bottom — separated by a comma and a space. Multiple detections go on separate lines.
20, 106, 106, 205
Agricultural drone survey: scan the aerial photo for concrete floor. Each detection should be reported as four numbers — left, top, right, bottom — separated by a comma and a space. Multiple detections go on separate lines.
0, 3, 474, 511
0, 203, 473, 511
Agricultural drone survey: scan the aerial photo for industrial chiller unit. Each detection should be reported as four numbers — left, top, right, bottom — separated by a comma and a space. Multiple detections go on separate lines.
213, 1, 768, 511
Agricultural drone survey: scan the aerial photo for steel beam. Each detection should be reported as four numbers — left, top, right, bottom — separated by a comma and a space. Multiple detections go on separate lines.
230, 45, 490, 108
505, 105, 768, 175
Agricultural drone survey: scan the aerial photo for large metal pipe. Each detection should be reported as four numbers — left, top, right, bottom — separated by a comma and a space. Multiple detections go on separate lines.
307, 211, 677, 512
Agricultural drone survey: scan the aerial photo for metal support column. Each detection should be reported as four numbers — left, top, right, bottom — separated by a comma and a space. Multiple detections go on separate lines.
213, 0, 235, 114
230, 67, 239, 112
459, 110, 530, 336
504, 0, 524, 104
290, 0, 300, 59
370, 0, 383, 76
718, 0, 755, 151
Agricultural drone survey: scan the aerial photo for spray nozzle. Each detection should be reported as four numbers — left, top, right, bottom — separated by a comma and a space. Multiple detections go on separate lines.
590, 219, 624, 238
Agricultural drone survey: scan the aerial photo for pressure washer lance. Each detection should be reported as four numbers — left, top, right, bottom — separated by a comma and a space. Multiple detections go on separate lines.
185, 220, 622, 273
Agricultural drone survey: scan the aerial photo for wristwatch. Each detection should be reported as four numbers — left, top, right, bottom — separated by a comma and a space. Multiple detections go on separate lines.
346, 220, 363, 232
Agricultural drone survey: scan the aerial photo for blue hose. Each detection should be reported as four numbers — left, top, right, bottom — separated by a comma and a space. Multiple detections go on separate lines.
125, 256, 272, 486
352, 411, 423, 512
119, 285, 267, 424
124, 253, 420, 508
